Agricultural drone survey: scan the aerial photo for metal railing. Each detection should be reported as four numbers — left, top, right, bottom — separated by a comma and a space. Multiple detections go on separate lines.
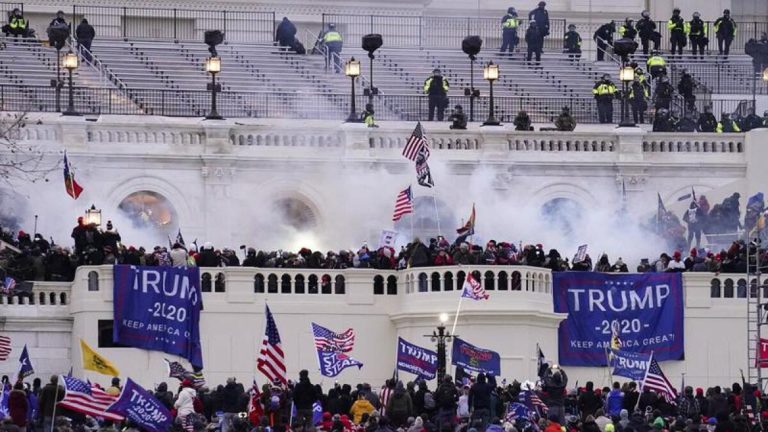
70, 5, 275, 44
321, 13, 567, 51
618, 21, 768, 55
667, 61, 768, 95
0, 84, 753, 124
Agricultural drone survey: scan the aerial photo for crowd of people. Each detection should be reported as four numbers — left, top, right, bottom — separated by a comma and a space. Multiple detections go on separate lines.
0, 189, 761, 290
1, 368, 765, 432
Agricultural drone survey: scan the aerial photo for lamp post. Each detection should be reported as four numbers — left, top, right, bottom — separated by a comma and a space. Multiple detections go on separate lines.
345, 57, 361, 122
205, 56, 223, 120
84, 204, 102, 227
618, 64, 635, 127
50, 48, 63, 112
482, 61, 500, 126
62, 51, 80, 116
425, 313, 454, 384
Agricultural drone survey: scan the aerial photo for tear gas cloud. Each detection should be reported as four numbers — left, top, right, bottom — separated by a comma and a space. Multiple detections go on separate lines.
12, 158, 665, 265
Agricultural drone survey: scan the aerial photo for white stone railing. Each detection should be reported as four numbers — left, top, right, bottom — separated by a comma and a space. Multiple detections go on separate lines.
0, 282, 71, 306
13, 118, 749, 162
401, 265, 551, 295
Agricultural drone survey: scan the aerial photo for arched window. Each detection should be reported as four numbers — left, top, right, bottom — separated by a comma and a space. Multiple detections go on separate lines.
335, 275, 345, 294
710, 279, 721, 298
418, 273, 428, 293
456, 271, 466, 292
511, 271, 521, 291
39, 292, 46, 305
49, 292, 56, 305
308, 275, 319, 294
254, 274, 265, 293
214, 273, 226, 293
374, 275, 385, 295
431, 272, 441, 292
484, 271, 495, 291
60, 293, 67, 305
498, 271, 508, 291
281, 274, 292, 294
295, 274, 306, 294
201, 273, 212, 292
444, 272, 454, 291
271, 197, 318, 231
321, 274, 332, 294
540, 198, 584, 238
386, 276, 398, 295
267, 274, 278, 293
88, 271, 99, 292
724, 279, 734, 298
393, 197, 457, 242
737, 278, 747, 298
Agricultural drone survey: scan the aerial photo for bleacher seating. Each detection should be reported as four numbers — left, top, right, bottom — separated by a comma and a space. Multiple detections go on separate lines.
0, 13, 760, 121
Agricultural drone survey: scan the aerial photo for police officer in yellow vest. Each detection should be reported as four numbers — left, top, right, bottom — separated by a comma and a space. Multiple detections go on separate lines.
646, 51, 667, 80
424, 69, 450, 121
667, 8, 687, 56
716, 112, 741, 133
323, 23, 343, 73
500, 7, 519, 54
593, 74, 617, 124
2, 8, 31, 38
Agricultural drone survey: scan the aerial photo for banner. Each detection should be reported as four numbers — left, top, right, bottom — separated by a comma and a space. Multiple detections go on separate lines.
610, 349, 652, 381
756, 338, 768, 367
451, 337, 500, 376
553, 272, 684, 366
378, 230, 397, 249
396, 337, 438, 380
106, 378, 173, 432
316, 351, 363, 377
113, 265, 204, 368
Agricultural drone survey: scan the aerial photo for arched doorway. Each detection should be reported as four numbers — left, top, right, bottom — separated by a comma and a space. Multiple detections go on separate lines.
272, 197, 317, 230
118, 191, 177, 234
540, 198, 583, 238
394, 196, 456, 241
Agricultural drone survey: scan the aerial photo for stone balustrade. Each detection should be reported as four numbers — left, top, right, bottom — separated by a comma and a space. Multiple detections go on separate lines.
13, 117, 748, 164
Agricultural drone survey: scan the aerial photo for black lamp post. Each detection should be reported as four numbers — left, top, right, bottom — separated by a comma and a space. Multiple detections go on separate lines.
482, 61, 501, 126
205, 56, 223, 120
362, 34, 382, 106
618, 64, 635, 127
425, 313, 453, 383
345, 57, 361, 122
462, 36, 483, 122
62, 51, 80, 116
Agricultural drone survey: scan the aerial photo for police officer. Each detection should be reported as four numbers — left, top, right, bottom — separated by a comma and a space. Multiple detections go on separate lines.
49, 10, 67, 27
668, 8, 687, 57
714, 9, 737, 57
593, 21, 615, 62
361, 103, 377, 128
716, 112, 741, 132
593, 74, 617, 123
500, 7, 519, 54
629, 75, 649, 124
528, 1, 550, 39
2, 8, 31, 38
323, 23, 343, 73
618, 18, 637, 41
525, 20, 544, 65
652, 108, 674, 132
424, 69, 449, 121
697, 106, 718, 132
646, 51, 667, 80
563, 24, 582, 60
677, 68, 696, 113
688, 12, 707, 59
654, 75, 674, 110
636, 10, 658, 55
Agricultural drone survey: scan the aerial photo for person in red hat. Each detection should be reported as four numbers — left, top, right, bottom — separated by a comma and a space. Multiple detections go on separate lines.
667, 250, 686, 272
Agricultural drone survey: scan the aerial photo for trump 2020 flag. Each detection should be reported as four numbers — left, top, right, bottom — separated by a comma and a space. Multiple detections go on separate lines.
610, 349, 652, 381
461, 273, 489, 300
18, 345, 34, 378
106, 378, 172, 432
396, 337, 438, 380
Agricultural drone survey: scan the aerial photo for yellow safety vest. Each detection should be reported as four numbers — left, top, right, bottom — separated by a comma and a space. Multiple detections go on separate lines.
647, 56, 666, 68
503, 17, 518, 29
687, 20, 707, 36
423, 77, 450, 93
10, 17, 26, 29
667, 18, 687, 33
593, 82, 616, 96
363, 112, 374, 126
324, 31, 343, 43
716, 121, 741, 133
